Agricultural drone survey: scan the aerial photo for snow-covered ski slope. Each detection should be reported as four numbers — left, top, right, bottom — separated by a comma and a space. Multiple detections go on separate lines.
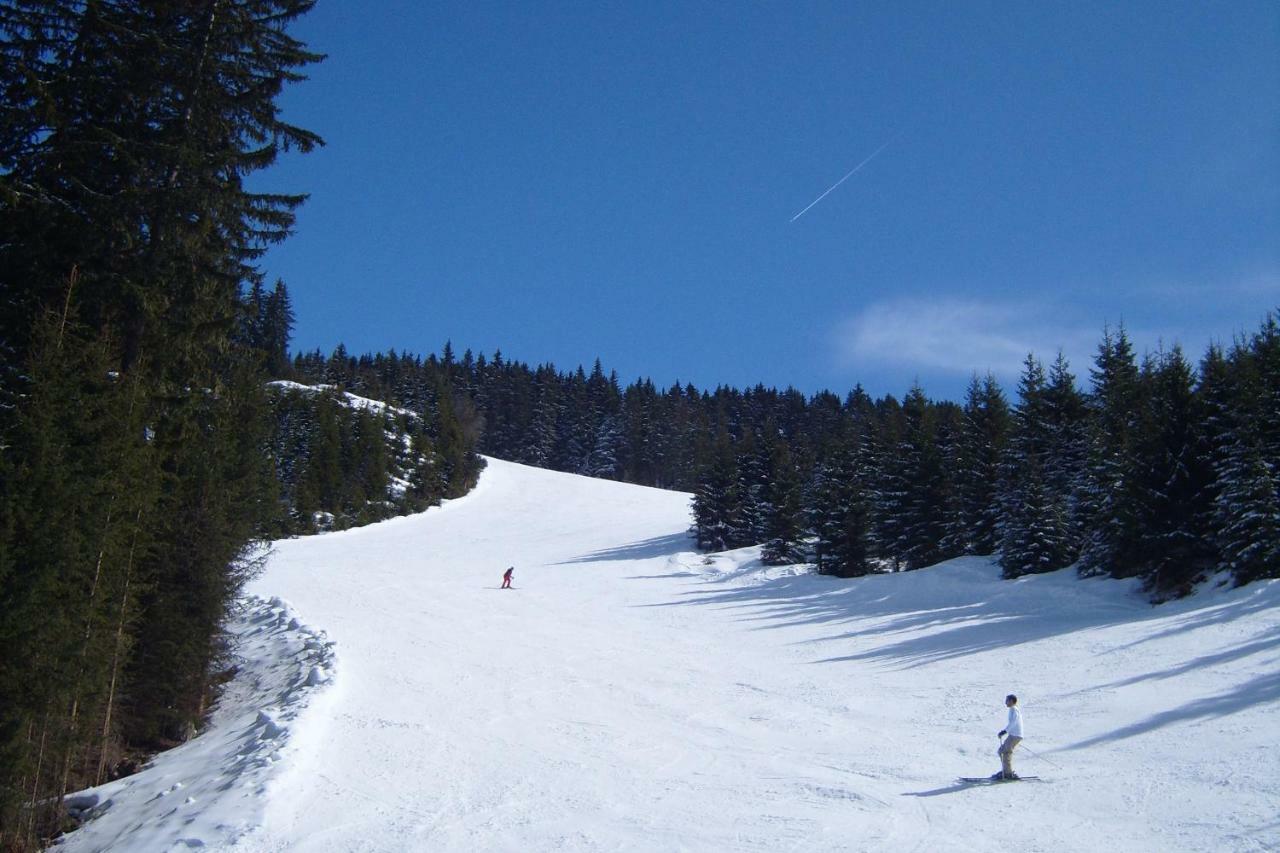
59, 458, 1279, 852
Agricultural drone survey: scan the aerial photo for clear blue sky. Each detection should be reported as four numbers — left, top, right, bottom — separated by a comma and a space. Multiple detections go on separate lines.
258, 0, 1279, 401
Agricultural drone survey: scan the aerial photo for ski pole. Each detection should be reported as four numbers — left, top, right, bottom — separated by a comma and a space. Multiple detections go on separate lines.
1017, 743, 1061, 769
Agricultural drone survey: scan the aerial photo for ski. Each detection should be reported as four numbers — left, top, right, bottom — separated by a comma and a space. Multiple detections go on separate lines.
958, 775, 1042, 784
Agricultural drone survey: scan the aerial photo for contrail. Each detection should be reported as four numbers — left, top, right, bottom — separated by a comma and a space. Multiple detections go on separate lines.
790, 131, 901, 223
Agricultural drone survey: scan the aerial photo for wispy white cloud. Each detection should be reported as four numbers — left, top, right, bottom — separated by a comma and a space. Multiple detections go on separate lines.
832, 273, 1280, 395
833, 297, 1098, 382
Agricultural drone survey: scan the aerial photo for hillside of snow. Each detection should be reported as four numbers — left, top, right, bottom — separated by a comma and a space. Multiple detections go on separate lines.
57, 458, 1279, 852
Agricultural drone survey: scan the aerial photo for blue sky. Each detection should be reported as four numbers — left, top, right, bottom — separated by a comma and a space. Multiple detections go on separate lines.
259, 0, 1279, 401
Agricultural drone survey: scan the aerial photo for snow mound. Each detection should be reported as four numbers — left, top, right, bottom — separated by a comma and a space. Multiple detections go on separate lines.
55, 596, 337, 853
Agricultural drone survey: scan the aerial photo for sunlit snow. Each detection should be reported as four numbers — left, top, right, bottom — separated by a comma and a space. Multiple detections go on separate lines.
57, 458, 1279, 852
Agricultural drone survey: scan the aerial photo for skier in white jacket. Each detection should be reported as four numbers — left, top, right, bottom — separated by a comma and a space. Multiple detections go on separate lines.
995, 694, 1024, 780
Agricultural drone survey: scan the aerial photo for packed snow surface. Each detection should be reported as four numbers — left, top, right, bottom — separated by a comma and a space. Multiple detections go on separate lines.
59, 458, 1279, 851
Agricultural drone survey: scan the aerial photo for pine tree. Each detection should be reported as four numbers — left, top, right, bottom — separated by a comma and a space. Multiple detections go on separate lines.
262, 279, 296, 377
1215, 446, 1280, 585
948, 374, 1010, 555
807, 455, 843, 574
1210, 315, 1280, 585
349, 408, 391, 523
239, 279, 267, 351
872, 395, 908, 570
1078, 328, 1144, 578
760, 437, 806, 565
405, 422, 443, 510
932, 402, 967, 561
1131, 346, 1215, 596
808, 437, 876, 577
295, 394, 345, 529
735, 434, 768, 546
0, 314, 157, 837
999, 355, 1072, 578
581, 362, 623, 479
525, 369, 561, 466
887, 386, 947, 570
693, 432, 742, 552
999, 459, 1064, 578
586, 414, 625, 480
1042, 353, 1089, 559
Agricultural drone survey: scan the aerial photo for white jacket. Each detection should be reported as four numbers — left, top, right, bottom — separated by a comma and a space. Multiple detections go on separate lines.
1005, 706, 1024, 738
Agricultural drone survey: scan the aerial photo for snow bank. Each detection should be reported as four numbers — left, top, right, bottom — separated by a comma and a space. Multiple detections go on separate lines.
54, 597, 337, 853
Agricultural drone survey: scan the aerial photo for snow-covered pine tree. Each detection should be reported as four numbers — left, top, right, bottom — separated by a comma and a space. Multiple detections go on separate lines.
405, 420, 443, 510
581, 361, 624, 479
1078, 327, 1144, 578
872, 394, 909, 571
999, 355, 1073, 577
999, 457, 1064, 578
348, 406, 392, 523
693, 431, 743, 551
1210, 315, 1280, 585
893, 385, 949, 570
326, 344, 353, 386
1130, 346, 1216, 596
808, 436, 877, 577
1042, 353, 1089, 557
736, 434, 769, 546
947, 374, 1010, 556
622, 379, 661, 485
1215, 444, 1280, 585
586, 414, 625, 479
807, 455, 842, 574
760, 434, 807, 565
295, 393, 345, 527
932, 401, 968, 561
525, 368, 561, 467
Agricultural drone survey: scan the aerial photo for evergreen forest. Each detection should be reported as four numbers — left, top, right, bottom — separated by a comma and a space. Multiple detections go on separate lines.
4, 2, 316, 847
288, 312, 1280, 600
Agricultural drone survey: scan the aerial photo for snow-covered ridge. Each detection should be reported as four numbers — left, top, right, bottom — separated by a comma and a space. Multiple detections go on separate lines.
267, 380, 420, 422
55, 597, 337, 852
265, 379, 461, 531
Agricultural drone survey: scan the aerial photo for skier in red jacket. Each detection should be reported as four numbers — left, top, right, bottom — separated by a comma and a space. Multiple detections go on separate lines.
501, 567, 514, 589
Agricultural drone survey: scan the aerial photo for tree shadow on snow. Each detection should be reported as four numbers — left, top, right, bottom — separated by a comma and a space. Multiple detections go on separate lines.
639, 561, 1118, 665
634, 559, 1280, 739
1056, 670, 1280, 751
636, 558, 1280, 682
556, 532, 694, 564
1090, 584, 1279, 651
1058, 624, 1280, 696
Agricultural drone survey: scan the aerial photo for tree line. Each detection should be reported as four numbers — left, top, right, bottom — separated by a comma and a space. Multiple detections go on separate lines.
706, 323, 1280, 598
290, 313, 1280, 603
